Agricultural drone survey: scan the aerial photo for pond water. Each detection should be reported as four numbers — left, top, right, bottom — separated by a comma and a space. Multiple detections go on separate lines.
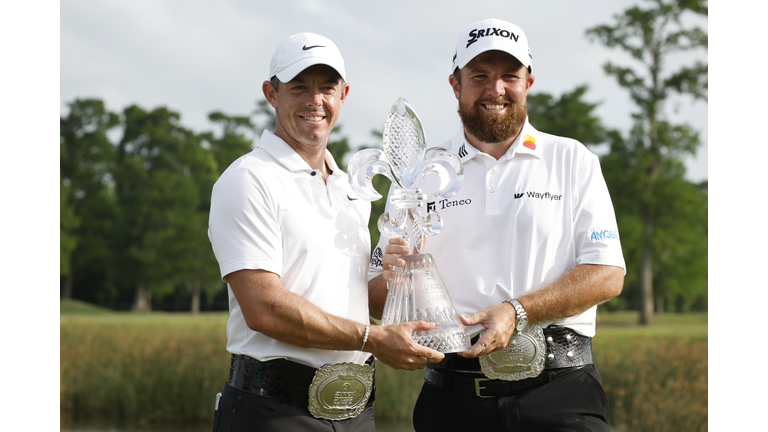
60, 412, 415, 432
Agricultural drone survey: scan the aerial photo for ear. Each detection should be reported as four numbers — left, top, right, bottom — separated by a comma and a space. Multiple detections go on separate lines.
526, 74, 535, 93
449, 73, 461, 100
339, 82, 350, 105
262, 80, 279, 108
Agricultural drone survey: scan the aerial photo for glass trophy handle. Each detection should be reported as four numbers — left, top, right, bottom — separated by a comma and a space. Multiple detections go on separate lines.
347, 97, 469, 352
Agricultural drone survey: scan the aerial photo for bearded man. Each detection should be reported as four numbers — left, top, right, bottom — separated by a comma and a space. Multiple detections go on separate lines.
368, 18, 627, 431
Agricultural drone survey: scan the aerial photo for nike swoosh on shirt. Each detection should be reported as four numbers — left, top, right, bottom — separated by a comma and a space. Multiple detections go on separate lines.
347, 194, 358, 201
303, 45, 325, 50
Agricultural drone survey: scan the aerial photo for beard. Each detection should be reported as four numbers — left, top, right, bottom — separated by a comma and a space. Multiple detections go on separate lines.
458, 97, 527, 144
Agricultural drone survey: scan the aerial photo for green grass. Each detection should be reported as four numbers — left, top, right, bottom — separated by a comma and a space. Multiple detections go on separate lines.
60, 298, 116, 315
61, 303, 707, 431
597, 310, 708, 339
61, 312, 231, 422
597, 309, 708, 326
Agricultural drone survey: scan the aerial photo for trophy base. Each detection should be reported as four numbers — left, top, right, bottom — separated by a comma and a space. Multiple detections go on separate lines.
412, 329, 471, 353
382, 253, 471, 353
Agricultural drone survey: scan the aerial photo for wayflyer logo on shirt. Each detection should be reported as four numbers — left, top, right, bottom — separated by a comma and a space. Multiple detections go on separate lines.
514, 191, 563, 201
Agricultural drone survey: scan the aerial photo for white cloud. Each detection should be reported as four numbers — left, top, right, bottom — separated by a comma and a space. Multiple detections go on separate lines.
60, 0, 708, 180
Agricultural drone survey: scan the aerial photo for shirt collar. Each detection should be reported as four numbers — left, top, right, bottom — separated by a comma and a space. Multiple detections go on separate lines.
448, 125, 478, 163
449, 118, 542, 162
256, 129, 343, 176
506, 119, 542, 160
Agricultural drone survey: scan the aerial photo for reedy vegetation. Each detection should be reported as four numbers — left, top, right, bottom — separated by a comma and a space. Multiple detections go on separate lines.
61, 312, 707, 431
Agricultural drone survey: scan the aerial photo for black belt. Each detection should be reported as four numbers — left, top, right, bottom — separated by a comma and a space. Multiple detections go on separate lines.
425, 364, 589, 398
228, 354, 376, 409
426, 325, 593, 398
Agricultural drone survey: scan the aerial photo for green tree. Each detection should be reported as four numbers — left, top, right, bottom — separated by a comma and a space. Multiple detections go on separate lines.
601, 126, 707, 313
195, 110, 258, 313
175, 139, 221, 315
114, 105, 218, 312
60, 169, 80, 279
205, 111, 255, 173
252, 99, 276, 136
527, 85, 606, 146
60, 99, 119, 300
653, 179, 707, 312
587, 0, 707, 323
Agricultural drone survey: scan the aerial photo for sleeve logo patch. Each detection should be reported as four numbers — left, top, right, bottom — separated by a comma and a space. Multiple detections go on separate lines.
589, 229, 619, 242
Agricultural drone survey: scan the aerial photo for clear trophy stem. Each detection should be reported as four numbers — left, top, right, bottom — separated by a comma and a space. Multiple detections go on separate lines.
392, 254, 471, 353
407, 209, 424, 254
347, 97, 468, 353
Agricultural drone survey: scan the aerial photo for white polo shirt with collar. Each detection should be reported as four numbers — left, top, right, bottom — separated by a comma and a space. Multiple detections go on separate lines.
209, 129, 372, 369
369, 119, 626, 337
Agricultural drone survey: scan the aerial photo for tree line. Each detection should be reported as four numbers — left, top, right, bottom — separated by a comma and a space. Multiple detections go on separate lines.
60, 0, 707, 321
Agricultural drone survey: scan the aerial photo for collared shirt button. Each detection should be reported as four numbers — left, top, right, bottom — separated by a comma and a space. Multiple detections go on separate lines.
489, 187, 495, 193
490, 168, 496, 175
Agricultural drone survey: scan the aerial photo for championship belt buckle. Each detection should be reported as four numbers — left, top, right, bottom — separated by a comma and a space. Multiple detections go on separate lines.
308, 363, 374, 421
479, 324, 546, 381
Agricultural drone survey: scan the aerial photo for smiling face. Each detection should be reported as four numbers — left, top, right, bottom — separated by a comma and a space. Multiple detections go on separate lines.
263, 64, 349, 154
450, 50, 534, 147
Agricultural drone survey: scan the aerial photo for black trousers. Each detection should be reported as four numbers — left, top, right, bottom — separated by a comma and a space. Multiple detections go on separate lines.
212, 383, 376, 432
413, 365, 610, 432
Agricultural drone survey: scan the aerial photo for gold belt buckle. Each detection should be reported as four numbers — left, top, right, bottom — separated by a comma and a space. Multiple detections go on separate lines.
307, 363, 374, 420
474, 377, 494, 398
479, 324, 546, 381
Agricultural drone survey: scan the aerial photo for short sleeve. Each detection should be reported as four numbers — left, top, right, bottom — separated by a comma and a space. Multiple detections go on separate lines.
572, 153, 626, 273
208, 167, 284, 280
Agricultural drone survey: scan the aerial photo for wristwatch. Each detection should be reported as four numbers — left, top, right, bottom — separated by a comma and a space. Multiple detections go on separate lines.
504, 298, 528, 333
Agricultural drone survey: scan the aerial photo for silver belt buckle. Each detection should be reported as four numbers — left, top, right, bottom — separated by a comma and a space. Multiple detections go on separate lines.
479, 324, 546, 381
308, 363, 374, 420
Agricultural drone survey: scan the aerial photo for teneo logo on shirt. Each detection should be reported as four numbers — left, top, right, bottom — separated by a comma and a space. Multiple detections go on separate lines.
466, 27, 521, 47
427, 198, 472, 212
589, 228, 619, 242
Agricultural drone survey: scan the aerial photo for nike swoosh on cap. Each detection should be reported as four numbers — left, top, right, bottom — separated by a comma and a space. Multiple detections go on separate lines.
303, 45, 325, 50
347, 194, 358, 201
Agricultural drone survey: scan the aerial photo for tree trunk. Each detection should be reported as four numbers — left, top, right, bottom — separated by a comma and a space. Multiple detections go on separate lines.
132, 286, 152, 312
640, 110, 660, 326
639, 216, 654, 325
655, 290, 664, 314
191, 281, 201, 315
63, 273, 74, 300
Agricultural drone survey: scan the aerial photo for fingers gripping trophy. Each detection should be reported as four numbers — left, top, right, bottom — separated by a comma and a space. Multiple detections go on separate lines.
348, 97, 471, 353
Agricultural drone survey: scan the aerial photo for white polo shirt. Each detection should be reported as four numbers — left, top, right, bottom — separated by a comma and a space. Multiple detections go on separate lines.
369, 119, 626, 337
209, 130, 372, 369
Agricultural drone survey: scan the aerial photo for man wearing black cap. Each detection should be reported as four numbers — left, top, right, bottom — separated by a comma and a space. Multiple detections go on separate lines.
369, 18, 626, 431
208, 32, 444, 432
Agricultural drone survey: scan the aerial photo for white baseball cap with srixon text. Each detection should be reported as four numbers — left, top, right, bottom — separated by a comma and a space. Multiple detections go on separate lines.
452, 18, 532, 73
269, 32, 346, 83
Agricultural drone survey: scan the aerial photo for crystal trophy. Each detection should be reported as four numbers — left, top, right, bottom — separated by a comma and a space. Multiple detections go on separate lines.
347, 97, 471, 353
